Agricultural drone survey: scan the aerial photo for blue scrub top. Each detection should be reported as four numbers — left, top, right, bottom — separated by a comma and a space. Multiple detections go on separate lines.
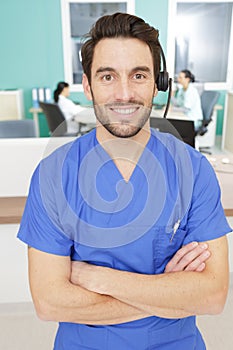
18, 129, 231, 350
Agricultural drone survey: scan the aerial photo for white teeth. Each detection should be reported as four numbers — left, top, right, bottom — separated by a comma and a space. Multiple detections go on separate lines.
113, 108, 137, 114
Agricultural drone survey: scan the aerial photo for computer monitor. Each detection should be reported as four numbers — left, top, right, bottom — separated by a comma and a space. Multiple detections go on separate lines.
150, 117, 195, 148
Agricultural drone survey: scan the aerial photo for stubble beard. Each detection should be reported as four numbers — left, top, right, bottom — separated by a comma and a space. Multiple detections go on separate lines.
92, 97, 153, 139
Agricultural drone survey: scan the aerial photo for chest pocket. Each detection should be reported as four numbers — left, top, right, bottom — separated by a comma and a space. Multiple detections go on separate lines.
153, 226, 187, 274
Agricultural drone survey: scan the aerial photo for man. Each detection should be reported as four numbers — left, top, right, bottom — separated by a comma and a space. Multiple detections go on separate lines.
18, 13, 231, 349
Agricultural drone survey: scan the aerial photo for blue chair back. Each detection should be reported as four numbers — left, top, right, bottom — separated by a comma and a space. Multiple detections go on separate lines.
201, 91, 220, 126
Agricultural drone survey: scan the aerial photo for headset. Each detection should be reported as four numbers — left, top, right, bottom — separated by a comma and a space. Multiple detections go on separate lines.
156, 45, 172, 118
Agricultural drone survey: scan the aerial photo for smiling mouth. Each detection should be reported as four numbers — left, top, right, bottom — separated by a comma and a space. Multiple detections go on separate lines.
110, 107, 140, 115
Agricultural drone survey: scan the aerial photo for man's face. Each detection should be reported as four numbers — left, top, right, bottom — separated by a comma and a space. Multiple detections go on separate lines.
83, 38, 157, 138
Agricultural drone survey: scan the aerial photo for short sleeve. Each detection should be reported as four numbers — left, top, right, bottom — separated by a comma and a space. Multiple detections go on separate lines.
17, 164, 73, 256
183, 155, 232, 244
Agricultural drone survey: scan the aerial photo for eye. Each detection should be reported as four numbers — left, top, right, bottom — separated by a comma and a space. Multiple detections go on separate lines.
133, 73, 146, 80
102, 74, 113, 82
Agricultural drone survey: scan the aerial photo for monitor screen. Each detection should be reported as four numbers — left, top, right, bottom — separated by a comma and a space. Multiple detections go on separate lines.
150, 117, 195, 148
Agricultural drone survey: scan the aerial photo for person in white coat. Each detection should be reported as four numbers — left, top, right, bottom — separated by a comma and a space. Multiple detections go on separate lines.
172, 70, 203, 131
54, 82, 85, 133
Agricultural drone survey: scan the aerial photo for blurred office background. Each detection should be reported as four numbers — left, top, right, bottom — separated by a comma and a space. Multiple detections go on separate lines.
0, 0, 232, 137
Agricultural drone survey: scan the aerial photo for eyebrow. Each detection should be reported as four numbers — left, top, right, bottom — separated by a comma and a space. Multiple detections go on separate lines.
95, 67, 116, 76
131, 66, 152, 74
95, 66, 152, 76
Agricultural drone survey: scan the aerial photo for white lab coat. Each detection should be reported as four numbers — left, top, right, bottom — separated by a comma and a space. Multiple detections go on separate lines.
58, 95, 85, 133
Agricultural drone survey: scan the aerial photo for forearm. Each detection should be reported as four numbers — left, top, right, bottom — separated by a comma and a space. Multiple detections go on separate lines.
69, 267, 205, 319
81, 237, 229, 318
99, 268, 226, 317
33, 279, 149, 324
28, 248, 148, 325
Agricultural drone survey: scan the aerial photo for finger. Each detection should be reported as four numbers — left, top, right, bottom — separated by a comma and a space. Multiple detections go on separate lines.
185, 262, 206, 272
195, 262, 206, 272
169, 244, 209, 272
165, 242, 200, 272
165, 242, 199, 272
184, 250, 211, 271
165, 242, 209, 273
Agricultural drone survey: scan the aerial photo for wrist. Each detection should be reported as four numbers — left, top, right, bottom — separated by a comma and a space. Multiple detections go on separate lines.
95, 266, 115, 294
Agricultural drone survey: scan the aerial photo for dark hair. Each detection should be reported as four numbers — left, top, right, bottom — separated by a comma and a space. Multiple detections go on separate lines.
181, 69, 195, 83
53, 82, 69, 102
81, 12, 161, 85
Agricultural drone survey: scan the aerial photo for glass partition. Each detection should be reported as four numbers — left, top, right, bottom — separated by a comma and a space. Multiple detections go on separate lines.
61, 0, 135, 91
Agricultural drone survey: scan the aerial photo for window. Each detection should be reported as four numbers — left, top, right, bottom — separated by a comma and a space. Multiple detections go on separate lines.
61, 0, 135, 91
167, 0, 233, 90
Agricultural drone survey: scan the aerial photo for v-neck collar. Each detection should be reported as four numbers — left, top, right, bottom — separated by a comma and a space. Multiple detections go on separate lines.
93, 129, 153, 183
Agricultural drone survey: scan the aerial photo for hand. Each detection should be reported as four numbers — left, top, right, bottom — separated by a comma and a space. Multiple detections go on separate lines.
165, 242, 211, 273
70, 261, 109, 293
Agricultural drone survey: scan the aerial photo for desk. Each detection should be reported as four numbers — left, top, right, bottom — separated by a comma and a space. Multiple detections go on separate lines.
74, 107, 96, 127
29, 107, 96, 137
151, 106, 188, 120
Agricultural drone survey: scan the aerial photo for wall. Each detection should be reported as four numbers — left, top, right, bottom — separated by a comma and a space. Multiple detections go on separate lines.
0, 0, 64, 136
0, 0, 169, 136
135, 0, 168, 47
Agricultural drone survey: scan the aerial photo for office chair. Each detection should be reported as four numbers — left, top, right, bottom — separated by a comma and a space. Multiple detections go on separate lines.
39, 102, 78, 137
195, 90, 220, 153
0, 119, 36, 138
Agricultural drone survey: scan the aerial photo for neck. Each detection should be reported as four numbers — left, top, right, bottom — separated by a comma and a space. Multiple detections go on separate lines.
96, 121, 150, 160
96, 122, 151, 181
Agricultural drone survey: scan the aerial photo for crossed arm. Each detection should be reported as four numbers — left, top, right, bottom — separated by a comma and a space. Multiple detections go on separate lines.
28, 237, 229, 324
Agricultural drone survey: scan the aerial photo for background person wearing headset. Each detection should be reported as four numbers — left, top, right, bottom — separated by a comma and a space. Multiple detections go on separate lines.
172, 69, 203, 131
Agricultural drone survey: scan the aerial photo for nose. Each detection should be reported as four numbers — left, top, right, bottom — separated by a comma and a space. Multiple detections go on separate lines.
114, 78, 135, 102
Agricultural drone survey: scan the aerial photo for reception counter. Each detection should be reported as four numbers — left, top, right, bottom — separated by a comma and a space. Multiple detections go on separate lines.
0, 195, 232, 225
0, 197, 26, 224
0, 137, 232, 223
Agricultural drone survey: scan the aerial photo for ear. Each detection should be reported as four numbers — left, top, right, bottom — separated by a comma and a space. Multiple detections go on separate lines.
153, 86, 158, 97
82, 74, 92, 101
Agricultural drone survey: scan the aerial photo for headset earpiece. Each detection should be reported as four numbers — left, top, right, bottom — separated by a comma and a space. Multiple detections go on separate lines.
155, 44, 172, 118
156, 45, 169, 92
156, 71, 169, 92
